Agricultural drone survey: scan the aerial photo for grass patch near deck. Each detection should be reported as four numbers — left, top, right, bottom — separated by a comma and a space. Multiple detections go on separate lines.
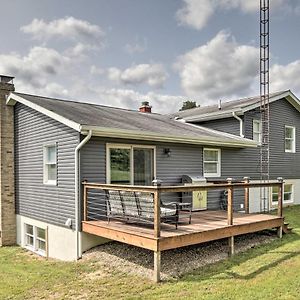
0, 205, 300, 299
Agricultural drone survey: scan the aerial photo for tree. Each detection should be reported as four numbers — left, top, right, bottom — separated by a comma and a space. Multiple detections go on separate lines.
179, 100, 198, 111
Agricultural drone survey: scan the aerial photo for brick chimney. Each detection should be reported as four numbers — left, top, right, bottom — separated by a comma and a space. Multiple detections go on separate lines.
0, 75, 16, 246
139, 101, 152, 113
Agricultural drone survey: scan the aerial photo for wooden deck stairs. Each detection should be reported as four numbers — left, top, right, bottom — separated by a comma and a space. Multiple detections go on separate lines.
283, 222, 293, 234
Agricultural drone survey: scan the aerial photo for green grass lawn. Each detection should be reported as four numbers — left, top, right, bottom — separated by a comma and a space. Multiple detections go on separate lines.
1, 206, 300, 300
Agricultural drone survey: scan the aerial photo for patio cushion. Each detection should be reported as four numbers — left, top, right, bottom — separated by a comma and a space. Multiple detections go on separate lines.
107, 190, 124, 215
137, 192, 176, 219
138, 192, 154, 219
121, 191, 139, 217
160, 206, 177, 217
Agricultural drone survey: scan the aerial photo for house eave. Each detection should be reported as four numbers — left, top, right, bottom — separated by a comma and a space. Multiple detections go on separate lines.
182, 90, 300, 123
184, 110, 244, 122
80, 125, 257, 148
6, 92, 82, 132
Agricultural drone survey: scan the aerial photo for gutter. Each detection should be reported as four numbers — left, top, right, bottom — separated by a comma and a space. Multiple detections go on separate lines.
184, 110, 243, 123
232, 112, 244, 138
81, 126, 256, 148
75, 129, 92, 260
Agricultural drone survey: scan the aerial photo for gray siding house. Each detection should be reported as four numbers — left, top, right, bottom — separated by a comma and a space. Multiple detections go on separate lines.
2, 80, 258, 261
173, 90, 300, 212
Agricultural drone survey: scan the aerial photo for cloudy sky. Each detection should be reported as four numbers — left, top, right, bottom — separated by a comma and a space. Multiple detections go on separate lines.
1, 0, 300, 113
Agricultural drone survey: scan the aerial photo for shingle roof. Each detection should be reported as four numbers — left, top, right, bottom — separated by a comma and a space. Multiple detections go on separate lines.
171, 91, 290, 121
8, 92, 257, 147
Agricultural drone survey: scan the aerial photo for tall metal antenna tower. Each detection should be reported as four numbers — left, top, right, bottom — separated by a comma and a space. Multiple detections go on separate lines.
260, 0, 270, 212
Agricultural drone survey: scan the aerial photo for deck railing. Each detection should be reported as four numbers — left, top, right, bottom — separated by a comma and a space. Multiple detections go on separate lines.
82, 177, 284, 238
82, 178, 284, 283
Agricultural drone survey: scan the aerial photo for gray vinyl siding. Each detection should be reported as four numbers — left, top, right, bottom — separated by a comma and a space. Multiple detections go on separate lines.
80, 137, 203, 184
269, 99, 300, 179
195, 98, 300, 180
80, 137, 245, 213
195, 117, 240, 136
15, 103, 79, 228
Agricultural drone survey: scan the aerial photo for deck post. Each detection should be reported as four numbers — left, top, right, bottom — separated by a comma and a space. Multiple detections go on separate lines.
277, 177, 284, 238
153, 250, 161, 283
227, 178, 234, 256
243, 177, 250, 214
83, 180, 88, 221
152, 179, 162, 239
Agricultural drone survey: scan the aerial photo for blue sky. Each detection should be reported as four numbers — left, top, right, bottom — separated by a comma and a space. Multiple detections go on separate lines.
0, 0, 300, 113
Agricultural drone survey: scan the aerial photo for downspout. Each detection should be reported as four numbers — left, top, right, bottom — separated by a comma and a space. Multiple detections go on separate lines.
232, 112, 244, 138
75, 129, 92, 260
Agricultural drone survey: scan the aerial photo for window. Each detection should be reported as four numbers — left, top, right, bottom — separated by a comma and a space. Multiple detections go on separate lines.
253, 120, 262, 144
284, 184, 293, 202
24, 224, 46, 256
107, 144, 155, 185
285, 126, 296, 153
36, 227, 46, 252
272, 184, 293, 205
25, 224, 34, 248
203, 148, 221, 177
44, 145, 57, 185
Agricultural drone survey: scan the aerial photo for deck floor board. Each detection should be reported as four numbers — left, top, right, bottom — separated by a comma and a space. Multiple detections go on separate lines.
82, 210, 283, 251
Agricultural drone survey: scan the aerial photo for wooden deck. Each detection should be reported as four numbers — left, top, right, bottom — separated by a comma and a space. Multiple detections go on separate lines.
82, 210, 284, 252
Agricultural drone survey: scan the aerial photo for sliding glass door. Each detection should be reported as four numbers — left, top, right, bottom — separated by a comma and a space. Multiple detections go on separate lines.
133, 148, 154, 185
108, 145, 155, 185
109, 148, 131, 184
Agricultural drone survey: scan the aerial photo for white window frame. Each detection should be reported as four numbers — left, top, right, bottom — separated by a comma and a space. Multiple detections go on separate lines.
203, 148, 221, 177
271, 183, 294, 206
253, 119, 262, 144
106, 144, 156, 185
285, 126, 296, 153
43, 144, 57, 185
24, 224, 34, 249
24, 224, 46, 256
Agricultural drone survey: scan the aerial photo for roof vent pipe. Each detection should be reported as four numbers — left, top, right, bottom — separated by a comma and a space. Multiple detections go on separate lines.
218, 100, 222, 110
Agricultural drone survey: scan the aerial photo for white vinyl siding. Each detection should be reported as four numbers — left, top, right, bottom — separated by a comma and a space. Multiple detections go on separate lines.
285, 126, 296, 153
43, 144, 57, 185
203, 148, 221, 177
253, 119, 262, 144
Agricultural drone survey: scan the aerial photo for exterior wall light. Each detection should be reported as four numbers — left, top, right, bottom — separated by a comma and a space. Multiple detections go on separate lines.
163, 148, 171, 157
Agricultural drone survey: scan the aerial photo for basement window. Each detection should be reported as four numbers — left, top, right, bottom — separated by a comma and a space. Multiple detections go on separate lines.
285, 126, 296, 153
272, 184, 293, 205
203, 148, 221, 177
24, 224, 46, 256
253, 120, 262, 144
25, 224, 34, 248
43, 144, 57, 185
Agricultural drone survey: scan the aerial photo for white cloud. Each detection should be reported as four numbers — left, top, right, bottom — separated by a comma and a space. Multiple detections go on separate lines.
176, 0, 289, 30
176, 31, 259, 102
90, 65, 105, 75
21, 17, 105, 46
124, 38, 147, 54
0, 46, 72, 97
270, 60, 300, 94
0, 47, 181, 113
85, 87, 187, 114
176, 0, 214, 31
106, 64, 168, 89
0, 47, 70, 88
